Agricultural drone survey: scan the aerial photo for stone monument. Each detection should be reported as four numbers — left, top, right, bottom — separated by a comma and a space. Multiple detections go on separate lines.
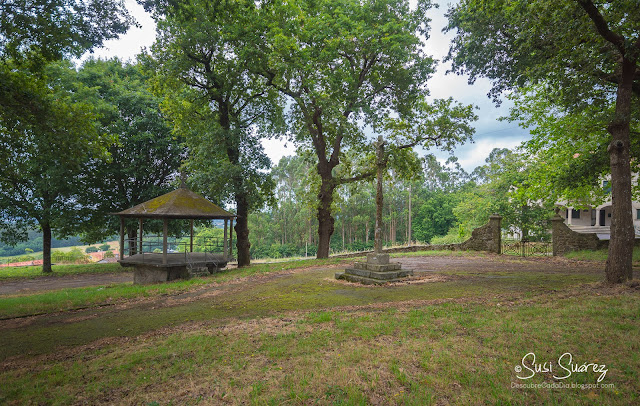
335, 136, 413, 284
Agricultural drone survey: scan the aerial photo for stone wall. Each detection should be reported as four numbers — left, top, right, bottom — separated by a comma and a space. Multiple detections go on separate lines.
332, 214, 503, 258
551, 214, 607, 256
459, 214, 502, 254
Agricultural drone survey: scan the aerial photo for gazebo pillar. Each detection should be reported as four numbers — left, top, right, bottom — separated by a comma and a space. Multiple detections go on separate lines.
119, 217, 125, 260
138, 218, 143, 254
223, 219, 228, 261
190, 220, 194, 253
162, 218, 168, 265
230, 218, 234, 259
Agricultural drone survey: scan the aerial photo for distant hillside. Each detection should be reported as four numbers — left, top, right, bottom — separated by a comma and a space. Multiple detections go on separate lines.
0, 231, 85, 257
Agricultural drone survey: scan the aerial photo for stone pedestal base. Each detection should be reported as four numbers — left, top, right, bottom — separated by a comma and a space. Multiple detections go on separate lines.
133, 265, 191, 285
335, 252, 412, 285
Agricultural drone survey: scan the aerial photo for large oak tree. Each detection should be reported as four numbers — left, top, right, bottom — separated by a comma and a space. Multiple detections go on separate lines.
252, 0, 436, 258
0, 1, 132, 272
144, 0, 282, 266
446, 0, 640, 283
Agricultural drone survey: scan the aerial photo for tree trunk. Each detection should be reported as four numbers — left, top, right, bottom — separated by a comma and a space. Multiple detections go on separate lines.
316, 174, 335, 258
219, 104, 252, 267
235, 194, 251, 267
605, 57, 636, 283
390, 214, 396, 245
42, 223, 52, 273
365, 222, 369, 243
341, 218, 345, 251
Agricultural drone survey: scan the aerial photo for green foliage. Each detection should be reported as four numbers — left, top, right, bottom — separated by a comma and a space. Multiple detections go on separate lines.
0, 2, 133, 272
85, 246, 98, 253
0, 60, 112, 271
446, 0, 639, 281
250, 0, 437, 257
0, 232, 83, 257
463, 148, 553, 240
73, 58, 183, 243
51, 248, 90, 264
413, 190, 460, 243
445, 0, 639, 107
146, 0, 284, 265
506, 86, 638, 204
177, 227, 224, 253
0, 0, 132, 63
98, 244, 110, 252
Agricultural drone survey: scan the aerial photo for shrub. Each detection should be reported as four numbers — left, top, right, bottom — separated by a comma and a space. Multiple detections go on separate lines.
85, 246, 99, 253
52, 248, 90, 264
99, 243, 111, 251
430, 232, 467, 245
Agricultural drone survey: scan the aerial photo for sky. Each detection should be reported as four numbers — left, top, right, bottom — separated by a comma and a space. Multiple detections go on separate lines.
85, 0, 531, 173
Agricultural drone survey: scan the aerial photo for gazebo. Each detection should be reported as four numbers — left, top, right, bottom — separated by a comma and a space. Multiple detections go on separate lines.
114, 183, 235, 284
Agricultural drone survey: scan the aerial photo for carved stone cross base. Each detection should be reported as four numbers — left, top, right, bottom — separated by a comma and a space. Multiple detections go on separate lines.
335, 252, 413, 285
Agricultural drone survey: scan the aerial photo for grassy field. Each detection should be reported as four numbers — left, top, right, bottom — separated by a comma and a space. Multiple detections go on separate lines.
0, 262, 125, 281
0, 251, 638, 404
566, 247, 640, 262
4, 286, 636, 405
0, 257, 352, 319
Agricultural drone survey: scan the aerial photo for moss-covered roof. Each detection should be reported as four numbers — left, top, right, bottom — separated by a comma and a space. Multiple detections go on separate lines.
115, 187, 234, 219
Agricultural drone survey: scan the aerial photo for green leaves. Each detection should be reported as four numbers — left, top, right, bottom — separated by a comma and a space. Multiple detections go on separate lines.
0, 61, 110, 243
71, 58, 183, 242
0, 0, 133, 63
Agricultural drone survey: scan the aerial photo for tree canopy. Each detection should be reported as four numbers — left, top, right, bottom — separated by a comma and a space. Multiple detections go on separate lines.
0, 62, 110, 272
0, 0, 133, 272
72, 58, 184, 245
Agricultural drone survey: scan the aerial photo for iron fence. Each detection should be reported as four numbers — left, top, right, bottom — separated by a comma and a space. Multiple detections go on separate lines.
502, 239, 552, 257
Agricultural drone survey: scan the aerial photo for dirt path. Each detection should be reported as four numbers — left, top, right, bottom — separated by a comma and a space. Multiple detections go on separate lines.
0, 272, 134, 295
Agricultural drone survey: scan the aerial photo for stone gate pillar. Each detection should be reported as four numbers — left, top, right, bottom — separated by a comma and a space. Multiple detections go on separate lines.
551, 213, 565, 256
489, 214, 502, 254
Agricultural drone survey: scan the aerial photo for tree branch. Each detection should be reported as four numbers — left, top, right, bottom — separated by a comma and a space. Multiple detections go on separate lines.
335, 169, 376, 185
577, 0, 626, 54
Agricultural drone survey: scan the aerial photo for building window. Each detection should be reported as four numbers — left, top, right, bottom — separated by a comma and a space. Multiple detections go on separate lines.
603, 180, 611, 193
637, 209, 640, 220
571, 209, 581, 219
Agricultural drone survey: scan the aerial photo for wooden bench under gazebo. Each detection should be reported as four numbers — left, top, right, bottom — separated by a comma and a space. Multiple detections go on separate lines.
114, 183, 235, 284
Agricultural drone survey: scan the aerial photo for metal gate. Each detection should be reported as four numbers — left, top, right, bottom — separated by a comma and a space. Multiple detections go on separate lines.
502, 239, 552, 257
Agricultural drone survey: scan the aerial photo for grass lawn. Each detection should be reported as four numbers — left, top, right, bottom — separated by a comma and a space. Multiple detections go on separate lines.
566, 246, 640, 263
0, 262, 125, 281
0, 257, 352, 319
0, 251, 638, 404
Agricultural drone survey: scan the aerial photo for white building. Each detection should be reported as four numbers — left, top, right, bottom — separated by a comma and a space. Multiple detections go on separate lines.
558, 181, 640, 237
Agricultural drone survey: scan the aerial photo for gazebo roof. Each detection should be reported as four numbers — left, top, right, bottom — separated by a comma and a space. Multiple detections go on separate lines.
115, 186, 235, 219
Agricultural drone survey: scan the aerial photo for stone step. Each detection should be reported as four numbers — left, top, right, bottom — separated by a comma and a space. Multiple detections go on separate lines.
335, 272, 409, 285
343, 267, 413, 280
352, 262, 401, 272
